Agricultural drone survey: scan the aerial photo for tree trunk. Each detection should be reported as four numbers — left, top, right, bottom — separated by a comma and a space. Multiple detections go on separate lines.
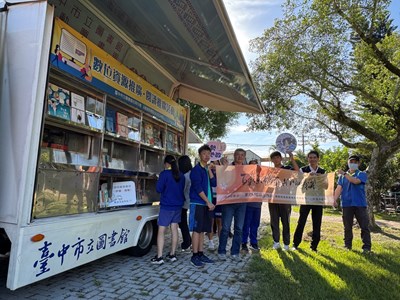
365, 146, 392, 231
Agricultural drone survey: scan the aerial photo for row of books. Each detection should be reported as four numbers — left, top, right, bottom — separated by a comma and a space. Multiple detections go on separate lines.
47, 83, 182, 149
105, 108, 141, 141
47, 83, 104, 130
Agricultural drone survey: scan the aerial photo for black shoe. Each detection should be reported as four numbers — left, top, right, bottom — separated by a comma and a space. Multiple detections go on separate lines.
249, 244, 260, 251
150, 255, 164, 265
241, 243, 249, 251
166, 254, 177, 262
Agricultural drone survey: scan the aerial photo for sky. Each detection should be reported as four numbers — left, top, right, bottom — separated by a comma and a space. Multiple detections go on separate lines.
206, 0, 400, 159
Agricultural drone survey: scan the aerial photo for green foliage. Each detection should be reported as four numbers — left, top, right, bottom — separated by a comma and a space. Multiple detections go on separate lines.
178, 100, 239, 140
247, 0, 400, 225
248, 0, 400, 152
319, 146, 349, 172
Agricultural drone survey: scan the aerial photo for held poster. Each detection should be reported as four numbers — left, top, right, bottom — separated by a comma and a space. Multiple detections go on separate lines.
216, 165, 335, 206
50, 18, 186, 131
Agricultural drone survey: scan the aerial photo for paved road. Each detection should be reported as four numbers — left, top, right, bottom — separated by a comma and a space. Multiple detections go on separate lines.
0, 206, 271, 300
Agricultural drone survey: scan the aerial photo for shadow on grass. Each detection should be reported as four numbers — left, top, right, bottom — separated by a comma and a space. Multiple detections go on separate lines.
316, 248, 400, 298
247, 245, 400, 300
246, 222, 400, 300
375, 227, 400, 241
246, 250, 349, 300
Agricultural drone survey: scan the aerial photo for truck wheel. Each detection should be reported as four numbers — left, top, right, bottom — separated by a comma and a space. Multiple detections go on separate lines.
125, 221, 155, 257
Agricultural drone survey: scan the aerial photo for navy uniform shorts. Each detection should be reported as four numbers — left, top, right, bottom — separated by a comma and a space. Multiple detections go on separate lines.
189, 204, 213, 233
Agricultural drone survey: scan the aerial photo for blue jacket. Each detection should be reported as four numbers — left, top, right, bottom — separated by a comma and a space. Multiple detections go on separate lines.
156, 170, 185, 210
189, 163, 216, 205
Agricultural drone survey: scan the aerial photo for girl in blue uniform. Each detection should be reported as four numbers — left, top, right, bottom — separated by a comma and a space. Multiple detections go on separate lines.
151, 155, 185, 264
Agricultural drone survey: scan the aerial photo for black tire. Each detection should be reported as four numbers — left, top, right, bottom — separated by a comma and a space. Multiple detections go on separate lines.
125, 221, 156, 257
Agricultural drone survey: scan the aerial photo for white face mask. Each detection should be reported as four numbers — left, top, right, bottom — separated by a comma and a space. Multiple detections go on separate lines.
348, 163, 359, 170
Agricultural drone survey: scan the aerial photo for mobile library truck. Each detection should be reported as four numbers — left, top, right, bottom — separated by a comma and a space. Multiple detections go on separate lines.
0, 0, 263, 290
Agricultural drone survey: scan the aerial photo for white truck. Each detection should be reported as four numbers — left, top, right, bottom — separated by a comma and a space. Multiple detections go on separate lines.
0, 0, 262, 290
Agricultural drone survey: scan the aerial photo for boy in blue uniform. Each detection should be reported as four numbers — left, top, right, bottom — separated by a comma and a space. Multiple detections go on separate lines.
334, 155, 371, 253
189, 145, 216, 267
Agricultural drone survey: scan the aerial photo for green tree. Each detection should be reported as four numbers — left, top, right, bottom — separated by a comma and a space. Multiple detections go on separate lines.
248, 0, 400, 228
178, 100, 239, 140
320, 146, 349, 172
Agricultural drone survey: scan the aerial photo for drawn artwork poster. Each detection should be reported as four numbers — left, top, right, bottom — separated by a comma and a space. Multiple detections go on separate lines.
207, 140, 227, 161
276, 133, 297, 154
216, 165, 335, 206
71, 93, 86, 124
116, 112, 129, 137
166, 131, 176, 152
47, 83, 71, 121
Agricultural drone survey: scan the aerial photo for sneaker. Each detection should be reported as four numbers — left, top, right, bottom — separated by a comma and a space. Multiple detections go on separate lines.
181, 247, 191, 253
191, 255, 204, 268
231, 254, 242, 262
166, 254, 177, 262
208, 240, 215, 251
283, 245, 290, 251
272, 242, 281, 250
150, 255, 164, 265
242, 243, 249, 252
249, 244, 260, 251
291, 246, 298, 251
218, 253, 227, 261
199, 254, 214, 264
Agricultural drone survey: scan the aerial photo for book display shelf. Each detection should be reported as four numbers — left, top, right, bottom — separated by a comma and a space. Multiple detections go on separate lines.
34, 70, 185, 218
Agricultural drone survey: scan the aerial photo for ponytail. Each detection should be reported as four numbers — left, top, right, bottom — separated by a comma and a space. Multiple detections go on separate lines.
164, 155, 180, 182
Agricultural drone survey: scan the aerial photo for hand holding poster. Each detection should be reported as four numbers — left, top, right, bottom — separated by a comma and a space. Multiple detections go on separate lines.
216, 165, 334, 206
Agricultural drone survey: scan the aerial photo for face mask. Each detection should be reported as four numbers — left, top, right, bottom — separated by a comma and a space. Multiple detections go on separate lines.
348, 163, 359, 170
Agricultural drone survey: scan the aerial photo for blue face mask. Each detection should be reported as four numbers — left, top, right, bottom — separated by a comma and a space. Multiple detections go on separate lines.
348, 163, 359, 171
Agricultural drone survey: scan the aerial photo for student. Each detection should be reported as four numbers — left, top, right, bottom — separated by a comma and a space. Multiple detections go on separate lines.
218, 148, 247, 261
242, 159, 263, 252
334, 155, 371, 253
268, 151, 299, 251
189, 145, 216, 267
178, 155, 193, 252
292, 150, 325, 252
207, 160, 222, 251
151, 155, 185, 264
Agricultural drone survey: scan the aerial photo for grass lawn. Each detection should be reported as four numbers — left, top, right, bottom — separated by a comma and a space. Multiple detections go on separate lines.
244, 215, 400, 300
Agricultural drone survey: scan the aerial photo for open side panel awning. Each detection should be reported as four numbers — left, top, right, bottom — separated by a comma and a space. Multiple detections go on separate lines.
48, 0, 263, 113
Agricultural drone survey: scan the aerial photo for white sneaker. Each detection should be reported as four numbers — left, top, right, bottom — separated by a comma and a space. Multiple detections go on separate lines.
208, 240, 215, 250
272, 242, 281, 250
231, 254, 242, 262
283, 245, 290, 251
291, 246, 298, 251
218, 253, 227, 261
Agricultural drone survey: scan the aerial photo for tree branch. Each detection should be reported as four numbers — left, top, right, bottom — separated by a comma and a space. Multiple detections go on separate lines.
333, 2, 400, 78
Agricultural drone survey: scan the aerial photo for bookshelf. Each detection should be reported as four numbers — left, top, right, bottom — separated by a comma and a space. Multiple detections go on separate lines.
34, 70, 186, 218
